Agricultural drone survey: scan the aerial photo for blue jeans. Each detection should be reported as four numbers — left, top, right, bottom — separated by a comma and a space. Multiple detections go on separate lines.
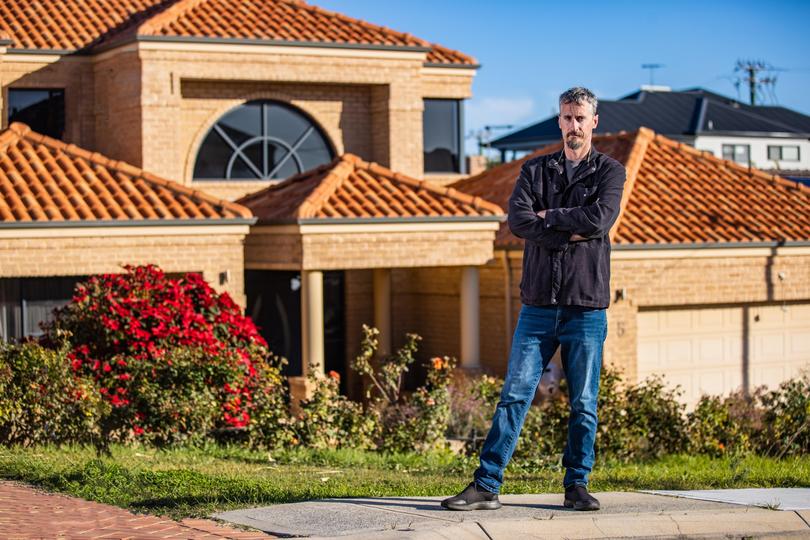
474, 304, 607, 493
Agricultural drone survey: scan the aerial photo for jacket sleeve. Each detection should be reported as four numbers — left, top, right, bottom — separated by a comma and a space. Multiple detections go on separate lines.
542, 162, 626, 237
507, 162, 572, 251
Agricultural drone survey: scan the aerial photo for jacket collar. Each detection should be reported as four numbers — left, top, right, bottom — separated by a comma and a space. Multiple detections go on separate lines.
547, 144, 601, 177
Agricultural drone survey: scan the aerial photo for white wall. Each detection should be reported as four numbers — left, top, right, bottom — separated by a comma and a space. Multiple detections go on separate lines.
694, 135, 810, 172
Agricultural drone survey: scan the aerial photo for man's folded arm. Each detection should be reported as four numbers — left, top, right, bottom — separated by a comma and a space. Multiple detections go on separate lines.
542, 165, 626, 237
507, 163, 572, 251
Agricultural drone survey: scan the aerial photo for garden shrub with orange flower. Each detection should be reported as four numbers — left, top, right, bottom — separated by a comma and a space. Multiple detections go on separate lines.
42, 265, 289, 448
351, 325, 457, 452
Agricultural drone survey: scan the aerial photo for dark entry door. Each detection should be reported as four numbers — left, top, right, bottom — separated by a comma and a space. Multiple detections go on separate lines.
246, 270, 345, 389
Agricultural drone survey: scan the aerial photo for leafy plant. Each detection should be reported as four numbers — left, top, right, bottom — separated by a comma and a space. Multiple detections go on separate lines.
0, 335, 105, 446
351, 325, 456, 452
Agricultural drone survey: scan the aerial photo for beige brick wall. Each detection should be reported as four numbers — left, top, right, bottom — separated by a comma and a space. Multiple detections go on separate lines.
244, 232, 304, 270
92, 51, 143, 166
301, 229, 496, 270
0, 229, 248, 305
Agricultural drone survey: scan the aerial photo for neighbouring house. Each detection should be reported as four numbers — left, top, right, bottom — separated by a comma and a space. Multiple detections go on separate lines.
0, 122, 254, 340
448, 127, 810, 405
491, 87, 810, 176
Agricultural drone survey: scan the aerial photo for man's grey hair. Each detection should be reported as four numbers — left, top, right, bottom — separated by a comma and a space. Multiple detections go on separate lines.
559, 87, 598, 116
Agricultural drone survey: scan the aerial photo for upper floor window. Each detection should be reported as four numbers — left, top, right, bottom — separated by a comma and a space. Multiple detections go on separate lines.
768, 145, 800, 162
7, 88, 65, 139
424, 99, 464, 174
193, 100, 334, 181
722, 144, 750, 166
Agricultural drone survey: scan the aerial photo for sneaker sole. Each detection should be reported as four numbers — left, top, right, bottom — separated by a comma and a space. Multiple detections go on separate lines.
564, 499, 600, 511
442, 500, 502, 511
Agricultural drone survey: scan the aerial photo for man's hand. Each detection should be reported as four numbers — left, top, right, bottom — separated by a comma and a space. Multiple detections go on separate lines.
539, 210, 587, 241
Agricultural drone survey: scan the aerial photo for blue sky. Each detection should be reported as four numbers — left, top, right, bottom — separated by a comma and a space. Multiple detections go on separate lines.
317, 0, 810, 152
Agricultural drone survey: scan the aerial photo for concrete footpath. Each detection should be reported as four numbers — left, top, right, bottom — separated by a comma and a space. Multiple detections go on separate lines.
215, 490, 810, 539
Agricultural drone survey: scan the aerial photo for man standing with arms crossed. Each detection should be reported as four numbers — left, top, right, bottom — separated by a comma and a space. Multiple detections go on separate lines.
442, 87, 626, 512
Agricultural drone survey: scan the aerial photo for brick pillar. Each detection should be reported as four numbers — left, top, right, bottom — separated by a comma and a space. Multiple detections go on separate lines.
373, 268, 392, 357
139, 57, 183, 181
460, 266, 481, 369
370, 77, 423, 178
290, 269, 324, 408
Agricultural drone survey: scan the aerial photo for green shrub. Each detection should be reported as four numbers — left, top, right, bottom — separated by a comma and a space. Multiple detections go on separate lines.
758, 375, 810, 458
351, 325, 456, 453
601, 373, 688, 460
688, 390, 762, 457
0, 337, 105, 446
294, 368, 376, 450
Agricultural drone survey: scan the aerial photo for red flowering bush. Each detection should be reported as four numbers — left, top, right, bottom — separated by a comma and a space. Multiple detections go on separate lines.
45, 265, 288, 447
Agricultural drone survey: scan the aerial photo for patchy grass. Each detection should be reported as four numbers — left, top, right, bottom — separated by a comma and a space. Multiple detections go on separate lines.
1, 445, 808, 519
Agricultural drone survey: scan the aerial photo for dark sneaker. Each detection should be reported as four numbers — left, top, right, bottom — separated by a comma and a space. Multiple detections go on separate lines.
441, 482, 502, 511
564, 484, 600, 511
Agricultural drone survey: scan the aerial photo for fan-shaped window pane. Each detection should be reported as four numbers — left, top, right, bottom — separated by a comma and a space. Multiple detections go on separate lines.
193, 100, 334, 181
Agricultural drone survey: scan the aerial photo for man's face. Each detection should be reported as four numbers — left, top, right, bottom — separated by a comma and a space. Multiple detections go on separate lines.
558, 101, 598, 151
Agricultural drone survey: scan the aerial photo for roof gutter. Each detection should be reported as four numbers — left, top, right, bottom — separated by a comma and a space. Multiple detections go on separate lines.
87, 34, 433, 55
261, 215, 505, 226
0, 217, 257, 229
423, 62, 481, 70
613, 240, 810, 250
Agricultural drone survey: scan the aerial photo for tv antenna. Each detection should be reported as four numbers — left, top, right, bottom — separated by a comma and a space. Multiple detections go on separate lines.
641, 63, 665, 86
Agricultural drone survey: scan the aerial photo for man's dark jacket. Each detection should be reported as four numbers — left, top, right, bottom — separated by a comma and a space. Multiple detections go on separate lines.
507, 146, 626, 309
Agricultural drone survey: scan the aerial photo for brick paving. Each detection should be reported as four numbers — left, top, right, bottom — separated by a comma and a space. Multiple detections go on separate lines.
0, 481, 271, 539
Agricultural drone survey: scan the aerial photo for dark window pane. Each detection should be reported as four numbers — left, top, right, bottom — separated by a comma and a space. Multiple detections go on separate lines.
424, 99, 460, 173
267, 142, 300, 179
219, 103, 261, 146
193, 129, 232, 179
297, 131, 334, 171
265, 104, 310, 144
8, 89, 65, 139
229, 142, 262, 179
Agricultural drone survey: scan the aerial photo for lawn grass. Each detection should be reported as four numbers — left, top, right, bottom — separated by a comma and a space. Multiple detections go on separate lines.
1, 444, 808, 520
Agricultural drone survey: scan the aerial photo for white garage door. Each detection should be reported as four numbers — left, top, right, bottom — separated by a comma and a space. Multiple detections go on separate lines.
637, 303, 810, 406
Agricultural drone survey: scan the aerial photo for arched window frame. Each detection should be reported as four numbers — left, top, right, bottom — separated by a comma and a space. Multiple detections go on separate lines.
193, 100, 335, 181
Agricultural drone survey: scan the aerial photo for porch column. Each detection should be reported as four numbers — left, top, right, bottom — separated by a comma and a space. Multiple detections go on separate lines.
460, 266, 481, 369
290, 270, 324, 408
373, 268, 392, 357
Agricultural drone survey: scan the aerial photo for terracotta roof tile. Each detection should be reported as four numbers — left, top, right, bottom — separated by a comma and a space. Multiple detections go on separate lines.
0, 0, 476, 65
238, 153, 502, 223
451, 128, 810, 247
0, 122, 251, 224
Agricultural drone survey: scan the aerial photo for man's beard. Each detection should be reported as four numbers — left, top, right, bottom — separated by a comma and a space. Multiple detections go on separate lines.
565, 133, 584, 150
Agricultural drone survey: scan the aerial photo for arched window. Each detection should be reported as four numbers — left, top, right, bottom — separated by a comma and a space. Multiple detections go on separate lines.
193, 100, 334, 181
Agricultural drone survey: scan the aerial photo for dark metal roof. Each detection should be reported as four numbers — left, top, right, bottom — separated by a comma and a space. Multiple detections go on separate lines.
491, 88, 810, 151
